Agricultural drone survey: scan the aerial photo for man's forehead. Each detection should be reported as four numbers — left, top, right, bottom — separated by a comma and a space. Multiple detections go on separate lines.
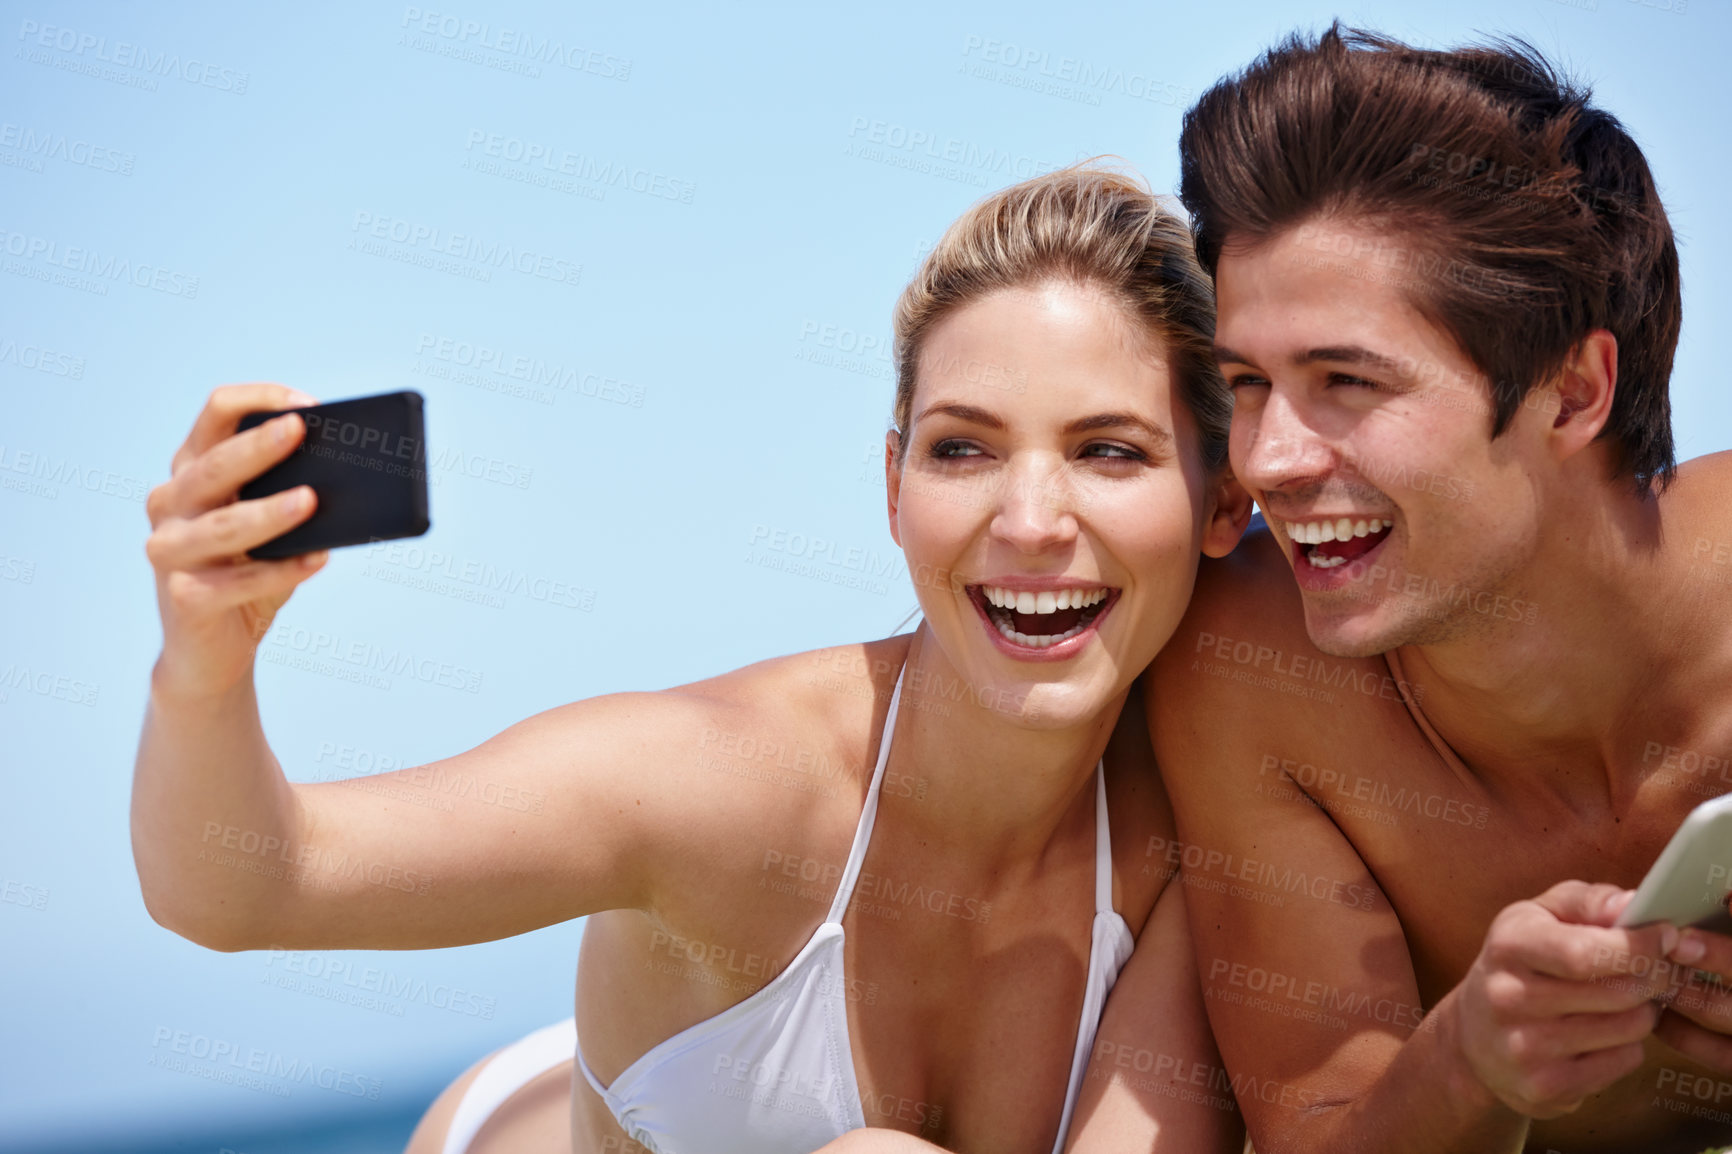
1212, 224, 1462, 368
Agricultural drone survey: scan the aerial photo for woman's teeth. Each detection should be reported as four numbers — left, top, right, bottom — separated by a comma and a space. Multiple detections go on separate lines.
979, 586, 1111, 648
982, 586, 1108, 612
995, 620, 1088, 648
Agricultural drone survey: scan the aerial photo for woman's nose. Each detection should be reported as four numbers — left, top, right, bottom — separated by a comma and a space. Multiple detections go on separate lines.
987, 458, 1079, 554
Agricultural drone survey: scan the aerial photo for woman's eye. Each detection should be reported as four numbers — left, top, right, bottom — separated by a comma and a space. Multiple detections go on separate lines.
1080, 442, 1145, 461
929, 439, 983, 459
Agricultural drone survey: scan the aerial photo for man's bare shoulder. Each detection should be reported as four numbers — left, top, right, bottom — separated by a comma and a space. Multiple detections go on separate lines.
1667, 449, 1732, 564
1174, 517, 1309, 637
1145, 520, 1393, 753
1150, 519, 1377, 681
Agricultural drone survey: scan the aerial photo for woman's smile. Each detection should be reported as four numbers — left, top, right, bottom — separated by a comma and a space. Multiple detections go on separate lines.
967, 581, 1121, 659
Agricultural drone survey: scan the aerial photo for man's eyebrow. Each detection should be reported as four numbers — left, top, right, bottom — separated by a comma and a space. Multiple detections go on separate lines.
1213, 343, 1409, 378
1063, 412, 1174, 450
1295, 345, 1408, 376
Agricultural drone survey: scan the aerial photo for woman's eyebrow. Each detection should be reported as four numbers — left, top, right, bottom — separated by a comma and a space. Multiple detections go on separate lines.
914, 401, 1004, 429
1064, 412, 1174, 450
915, 403, 1173, 449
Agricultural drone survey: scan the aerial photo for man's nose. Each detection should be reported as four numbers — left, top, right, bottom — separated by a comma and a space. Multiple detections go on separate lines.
1235, 388, 1338, 495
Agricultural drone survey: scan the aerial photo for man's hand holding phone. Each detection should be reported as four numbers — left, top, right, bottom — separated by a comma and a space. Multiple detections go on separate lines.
1452, 881, 1678, 1120
1619, 792, 1732, 1073
1653, 924, 1732, 1073
144, 384, 330, 701
1449, 796, 1732, 1122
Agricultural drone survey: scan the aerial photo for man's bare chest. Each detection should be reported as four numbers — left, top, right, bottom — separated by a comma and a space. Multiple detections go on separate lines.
1276, 697, 1725, 1003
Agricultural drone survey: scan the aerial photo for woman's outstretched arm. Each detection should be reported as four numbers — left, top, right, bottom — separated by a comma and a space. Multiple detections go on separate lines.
132, 382, 748, 954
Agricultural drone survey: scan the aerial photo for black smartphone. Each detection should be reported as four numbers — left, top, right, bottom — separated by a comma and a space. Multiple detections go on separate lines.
236, 390, 431, 560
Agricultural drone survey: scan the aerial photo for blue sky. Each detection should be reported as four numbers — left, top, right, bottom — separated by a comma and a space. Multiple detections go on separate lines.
1, 0, 1723, 1148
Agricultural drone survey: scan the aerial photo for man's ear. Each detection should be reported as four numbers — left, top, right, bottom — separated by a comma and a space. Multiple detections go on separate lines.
1200, 465, 1254, 559
1545, 328, 1618, 462
885, 430, 903, 548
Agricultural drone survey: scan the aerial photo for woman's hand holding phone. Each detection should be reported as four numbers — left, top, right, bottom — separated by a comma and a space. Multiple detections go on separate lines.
144, 382, 329, 700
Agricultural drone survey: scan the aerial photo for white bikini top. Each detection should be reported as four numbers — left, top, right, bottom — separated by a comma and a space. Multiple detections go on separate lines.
573, 662, 1135, 1154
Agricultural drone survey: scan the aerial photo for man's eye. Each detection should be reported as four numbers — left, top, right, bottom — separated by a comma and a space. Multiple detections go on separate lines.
1227, 373, 1269, 389
1328, 373, 1380, 389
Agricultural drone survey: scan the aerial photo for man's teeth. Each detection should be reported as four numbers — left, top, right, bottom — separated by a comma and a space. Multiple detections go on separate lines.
1279, 517, 1391, 545
981, 586, 1109, 612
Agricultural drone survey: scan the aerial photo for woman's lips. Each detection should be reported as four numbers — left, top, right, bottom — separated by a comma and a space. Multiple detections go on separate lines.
967, 584, 1119, 661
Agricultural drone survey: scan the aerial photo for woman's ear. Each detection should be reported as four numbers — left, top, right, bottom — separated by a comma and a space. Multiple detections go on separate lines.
1200, 465, 1254, 558
884, 430, 903, 548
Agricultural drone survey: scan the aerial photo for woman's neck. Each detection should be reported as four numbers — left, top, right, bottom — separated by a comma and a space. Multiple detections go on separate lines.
876, 626, 1127, 879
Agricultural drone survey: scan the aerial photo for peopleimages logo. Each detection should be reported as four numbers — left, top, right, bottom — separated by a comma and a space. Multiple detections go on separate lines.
844, 116, 1064, 187
0, 229, 199, 298
463, 131, 695, 204
0, 336, 86, 379
398, 7, 631, 79
15, 20, 249, 93
148, 1027, 382, 1099
0, 123, 134, 175
958, 36, 1192, 107
349, 211, 581, 287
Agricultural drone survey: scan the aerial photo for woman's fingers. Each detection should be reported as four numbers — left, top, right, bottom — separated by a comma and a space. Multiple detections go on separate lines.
145, 383, 327, 701
160, 552, 330, 622
167, 383, 318, 481
146, 483, 319, 572
154, 400, 320, 530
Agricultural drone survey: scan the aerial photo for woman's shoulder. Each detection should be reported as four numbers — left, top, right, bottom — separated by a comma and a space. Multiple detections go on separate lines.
640, 634, 917, 772
572, 634, 914, 929
666, 633, 915, 714
544, 633, 916, 767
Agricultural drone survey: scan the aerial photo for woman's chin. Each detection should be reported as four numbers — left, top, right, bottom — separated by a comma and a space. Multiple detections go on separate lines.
925, 670, 1121, 732
910, 612, 1139, 729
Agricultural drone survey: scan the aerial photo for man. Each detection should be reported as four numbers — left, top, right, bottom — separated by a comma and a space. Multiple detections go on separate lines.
1141, 24, 1732, 1154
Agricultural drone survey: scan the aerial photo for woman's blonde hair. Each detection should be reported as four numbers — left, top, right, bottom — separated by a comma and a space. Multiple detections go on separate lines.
890, 160, 1230, 470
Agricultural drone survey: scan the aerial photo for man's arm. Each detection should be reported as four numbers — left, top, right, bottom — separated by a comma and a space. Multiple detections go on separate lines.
1062, 880, 1246, 1153
1144, 542, 1679, 1154
1154, 698, 1523, 1153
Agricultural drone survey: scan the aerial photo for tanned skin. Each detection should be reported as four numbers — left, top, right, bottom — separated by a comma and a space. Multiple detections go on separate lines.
1143, 220, 1732, 1154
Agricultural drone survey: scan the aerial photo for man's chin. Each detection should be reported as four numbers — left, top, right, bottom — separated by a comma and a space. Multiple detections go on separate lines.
1301, 605, 1411, 660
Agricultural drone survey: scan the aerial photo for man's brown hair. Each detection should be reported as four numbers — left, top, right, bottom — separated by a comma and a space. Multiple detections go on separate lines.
1178, 23, 1680, 491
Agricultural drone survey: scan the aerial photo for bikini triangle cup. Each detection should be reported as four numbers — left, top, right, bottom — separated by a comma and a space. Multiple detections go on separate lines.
446, 658, 1135, 1154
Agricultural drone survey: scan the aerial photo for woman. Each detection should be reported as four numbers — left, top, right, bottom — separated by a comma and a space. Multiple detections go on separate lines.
133, 163, 1252, 1153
